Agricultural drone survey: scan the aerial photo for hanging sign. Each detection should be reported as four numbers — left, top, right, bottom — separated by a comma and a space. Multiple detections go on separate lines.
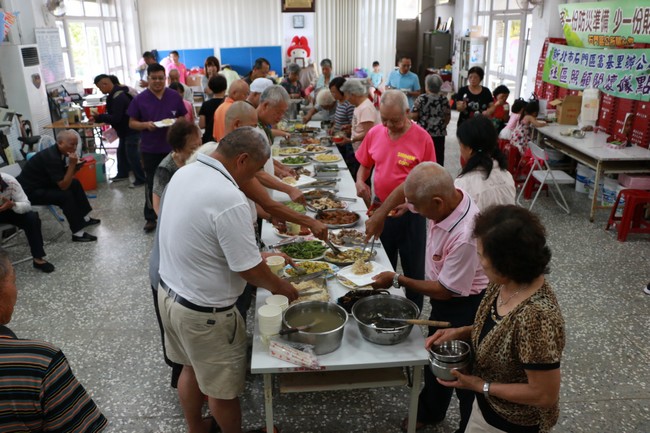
542, 43, 650, 101
559, 2, 650, 48
1, 11, 18, 40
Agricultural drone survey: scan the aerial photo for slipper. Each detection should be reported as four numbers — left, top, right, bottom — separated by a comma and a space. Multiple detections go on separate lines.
400, 417, 429, 432
201, 416, 220, 433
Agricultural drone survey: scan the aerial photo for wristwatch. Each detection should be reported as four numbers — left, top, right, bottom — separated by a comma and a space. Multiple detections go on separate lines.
392, 273, 401, 288
483, 382, 491, 398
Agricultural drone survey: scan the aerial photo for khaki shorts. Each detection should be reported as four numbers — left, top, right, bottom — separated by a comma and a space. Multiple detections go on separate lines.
466, 399, 508, 433
157, 287, 247, 399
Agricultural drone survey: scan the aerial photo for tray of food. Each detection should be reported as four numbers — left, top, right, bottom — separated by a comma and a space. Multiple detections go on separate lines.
154, 118, 176, 128
330, 229, 376, 246
291, 279, 329, 304
278, 240, 328, 261
303, 189, 337, 201
303, 144, 329, 154
283, 261, 339, 278
273, 223, 312, 237
302, 137, 321, 145
281, 175, 317, 187
337, 260, 390, 287
295, 126, 320, 134
337, 289, 389, 312
312, 154, 342, 164
308, 197, 347, 211
324, 246, 377, 266
315, 209, 360, 228
279, 147, 305, 156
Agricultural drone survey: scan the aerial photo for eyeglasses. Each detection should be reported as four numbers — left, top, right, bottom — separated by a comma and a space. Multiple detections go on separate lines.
148, 75, 166, 81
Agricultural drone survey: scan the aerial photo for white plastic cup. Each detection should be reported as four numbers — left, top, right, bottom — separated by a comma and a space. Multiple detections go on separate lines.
265, 255, 286, 276
258, 304, 282, 336
266, 294, 289, 311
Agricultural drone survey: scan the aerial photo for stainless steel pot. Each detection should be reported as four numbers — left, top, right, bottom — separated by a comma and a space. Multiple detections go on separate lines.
282, 301, 348, 355
351, 294, 419, 345
428, 355, 470, 381
428, 340, 471, 381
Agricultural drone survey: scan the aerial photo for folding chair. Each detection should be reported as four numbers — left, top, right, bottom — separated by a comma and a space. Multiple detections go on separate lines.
0, 223, 31, 265
516, 141, 574, 214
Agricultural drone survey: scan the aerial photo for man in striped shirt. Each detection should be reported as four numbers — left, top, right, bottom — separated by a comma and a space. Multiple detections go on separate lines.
0, 249, 107, 432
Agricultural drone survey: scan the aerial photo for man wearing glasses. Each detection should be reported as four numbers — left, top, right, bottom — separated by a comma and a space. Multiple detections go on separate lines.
386, 56, 421, 109
128, 63, 187, 233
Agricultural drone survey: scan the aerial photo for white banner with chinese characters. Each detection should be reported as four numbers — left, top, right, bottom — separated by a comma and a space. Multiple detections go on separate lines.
542, 43, 650, 101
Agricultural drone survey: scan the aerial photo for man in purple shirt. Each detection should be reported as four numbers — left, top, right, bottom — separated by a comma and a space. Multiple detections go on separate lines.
128, 63, 186, 232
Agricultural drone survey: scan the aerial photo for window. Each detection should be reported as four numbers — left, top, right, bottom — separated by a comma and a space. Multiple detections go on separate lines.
396, 0, 419, 19
57, 0, 125, 86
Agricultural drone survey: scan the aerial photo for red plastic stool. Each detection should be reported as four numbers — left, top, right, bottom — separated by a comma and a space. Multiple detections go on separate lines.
606, 189, 650, 241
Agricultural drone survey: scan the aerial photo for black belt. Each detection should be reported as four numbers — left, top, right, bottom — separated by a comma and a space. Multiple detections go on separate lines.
160, 279, 234, 314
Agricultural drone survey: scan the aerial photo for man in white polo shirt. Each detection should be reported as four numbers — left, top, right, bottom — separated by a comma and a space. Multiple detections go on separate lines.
157, 127, 298, 433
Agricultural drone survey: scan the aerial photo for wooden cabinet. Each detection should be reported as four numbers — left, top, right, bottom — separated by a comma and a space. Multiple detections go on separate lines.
422, 32, 451, 70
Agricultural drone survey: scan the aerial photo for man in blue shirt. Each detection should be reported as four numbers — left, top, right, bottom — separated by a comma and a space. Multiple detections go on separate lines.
386, 56, 421, 109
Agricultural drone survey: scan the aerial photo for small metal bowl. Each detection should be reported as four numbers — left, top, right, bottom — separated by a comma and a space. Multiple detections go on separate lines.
572, 130, 586, 139
430, 340, 471, 363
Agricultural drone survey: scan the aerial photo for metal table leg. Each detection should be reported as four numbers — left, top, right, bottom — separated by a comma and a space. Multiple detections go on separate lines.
590, 162, 603, 222
263, 373, 274, 432
407, 365, 422, 433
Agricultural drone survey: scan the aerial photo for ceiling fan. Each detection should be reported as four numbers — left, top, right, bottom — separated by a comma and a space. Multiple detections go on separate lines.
45, 0, 66, 17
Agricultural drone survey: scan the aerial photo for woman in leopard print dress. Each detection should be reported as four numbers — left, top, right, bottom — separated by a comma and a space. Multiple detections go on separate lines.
426, 205, 565, 433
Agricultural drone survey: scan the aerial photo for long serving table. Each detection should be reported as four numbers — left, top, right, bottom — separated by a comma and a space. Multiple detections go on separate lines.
251, 122, 429, 433
536, 124, 650, 221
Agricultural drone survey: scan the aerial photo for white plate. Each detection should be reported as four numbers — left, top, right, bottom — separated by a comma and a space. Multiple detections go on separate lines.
277, 240, 328, 262
278, 147, 305, 156
154, 118, 176, 128
281, 175, 317, 188
282, 261, 339, 278
273, 227, 312, 238
337, 261, 391, 287
336, 274, 372, 289
312, 154, 342, 164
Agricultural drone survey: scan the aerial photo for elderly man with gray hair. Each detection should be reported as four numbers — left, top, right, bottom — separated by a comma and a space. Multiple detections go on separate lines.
354, 90, 436, 311
17, 129, 100, 243
280, 62, 303, 99
157, 126, 298, 433
365, 161, 487, 433
302, 88, 336, 123
410, 73, 451, 166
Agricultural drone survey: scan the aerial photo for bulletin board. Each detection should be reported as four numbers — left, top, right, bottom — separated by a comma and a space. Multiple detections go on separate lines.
220, 46, 282, 77
35, 28, 66, 84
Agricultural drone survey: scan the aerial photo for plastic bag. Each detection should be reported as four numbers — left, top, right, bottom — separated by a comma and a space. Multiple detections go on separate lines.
269, 339, 320, 370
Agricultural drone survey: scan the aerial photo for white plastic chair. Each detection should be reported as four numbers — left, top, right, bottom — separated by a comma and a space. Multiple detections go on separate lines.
516, 141, 574, 214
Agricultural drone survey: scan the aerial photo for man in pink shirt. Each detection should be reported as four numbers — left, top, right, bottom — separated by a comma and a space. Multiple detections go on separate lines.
355, 90, 436, 310
369, 162, 488, 433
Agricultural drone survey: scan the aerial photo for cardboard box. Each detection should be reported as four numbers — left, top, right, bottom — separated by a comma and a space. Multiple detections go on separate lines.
549, 95, 582, 125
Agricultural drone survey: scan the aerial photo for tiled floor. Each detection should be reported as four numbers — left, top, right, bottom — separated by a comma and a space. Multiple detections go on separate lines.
6, 118, 650, 432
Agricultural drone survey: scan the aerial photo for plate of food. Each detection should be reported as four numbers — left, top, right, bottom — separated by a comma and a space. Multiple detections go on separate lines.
330, 229, 375, 246
278, 155, 310, 167
278, 240, 328, 261
324, 246, 377, 266
303, 189, 337, 201
281, 175, 317, 187
282, 201, 307, 214
312, 154, 342, 164
337, 260, 391, 287
283, 261, 339, 278
302, 137, 321, 145
308, 197, 347, 211
154, 118, 176, 128
315, 209, 360, 228
279, 147, 305, 156
303, 144, 329, 154
273, 222, 312, 237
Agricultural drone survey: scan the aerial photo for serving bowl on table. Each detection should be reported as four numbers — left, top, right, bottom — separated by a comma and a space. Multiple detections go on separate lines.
428, 340, 471, 381
315, 209, 360, 228
323, 246, 377, 266
278, 147, 305, 156
282, 301, 348, 355
352, 294, 419, 345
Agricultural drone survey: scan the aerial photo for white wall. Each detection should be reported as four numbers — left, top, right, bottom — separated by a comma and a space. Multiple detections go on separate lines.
4, 0, 53, 45
282, 13, 315, 69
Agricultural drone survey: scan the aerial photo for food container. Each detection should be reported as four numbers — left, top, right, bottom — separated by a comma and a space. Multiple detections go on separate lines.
282, 301, 348, 355
352, 294, 419, 345
428, 340, 471, 381
315, 210, 360, 229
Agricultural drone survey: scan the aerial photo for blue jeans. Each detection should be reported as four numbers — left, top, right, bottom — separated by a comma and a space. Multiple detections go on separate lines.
124, 134, 146, 183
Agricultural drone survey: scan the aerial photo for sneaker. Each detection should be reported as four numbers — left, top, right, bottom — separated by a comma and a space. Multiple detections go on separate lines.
110, 175, 129, 182
644, 283, 650, 295
143, 220, 157, 232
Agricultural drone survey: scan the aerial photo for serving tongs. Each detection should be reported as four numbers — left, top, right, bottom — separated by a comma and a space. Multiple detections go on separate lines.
376, 313, 451, 328
299, 179, 339, 189
284, 269, 329, 283
269, 237, 304, 250
362, 235, 376, 262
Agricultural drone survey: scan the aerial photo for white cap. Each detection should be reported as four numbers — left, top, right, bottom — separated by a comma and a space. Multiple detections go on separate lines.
250, 78, 274, 93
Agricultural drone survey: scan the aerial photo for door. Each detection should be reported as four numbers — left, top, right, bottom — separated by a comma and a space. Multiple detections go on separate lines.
485, 13, 531, 101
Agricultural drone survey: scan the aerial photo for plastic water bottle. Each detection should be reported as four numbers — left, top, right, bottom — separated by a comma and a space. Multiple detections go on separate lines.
61, 109, 69, 126
271, 143, 280, 157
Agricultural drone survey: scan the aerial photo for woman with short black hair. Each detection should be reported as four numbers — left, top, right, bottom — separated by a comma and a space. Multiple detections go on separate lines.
454, 66, 494, 126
